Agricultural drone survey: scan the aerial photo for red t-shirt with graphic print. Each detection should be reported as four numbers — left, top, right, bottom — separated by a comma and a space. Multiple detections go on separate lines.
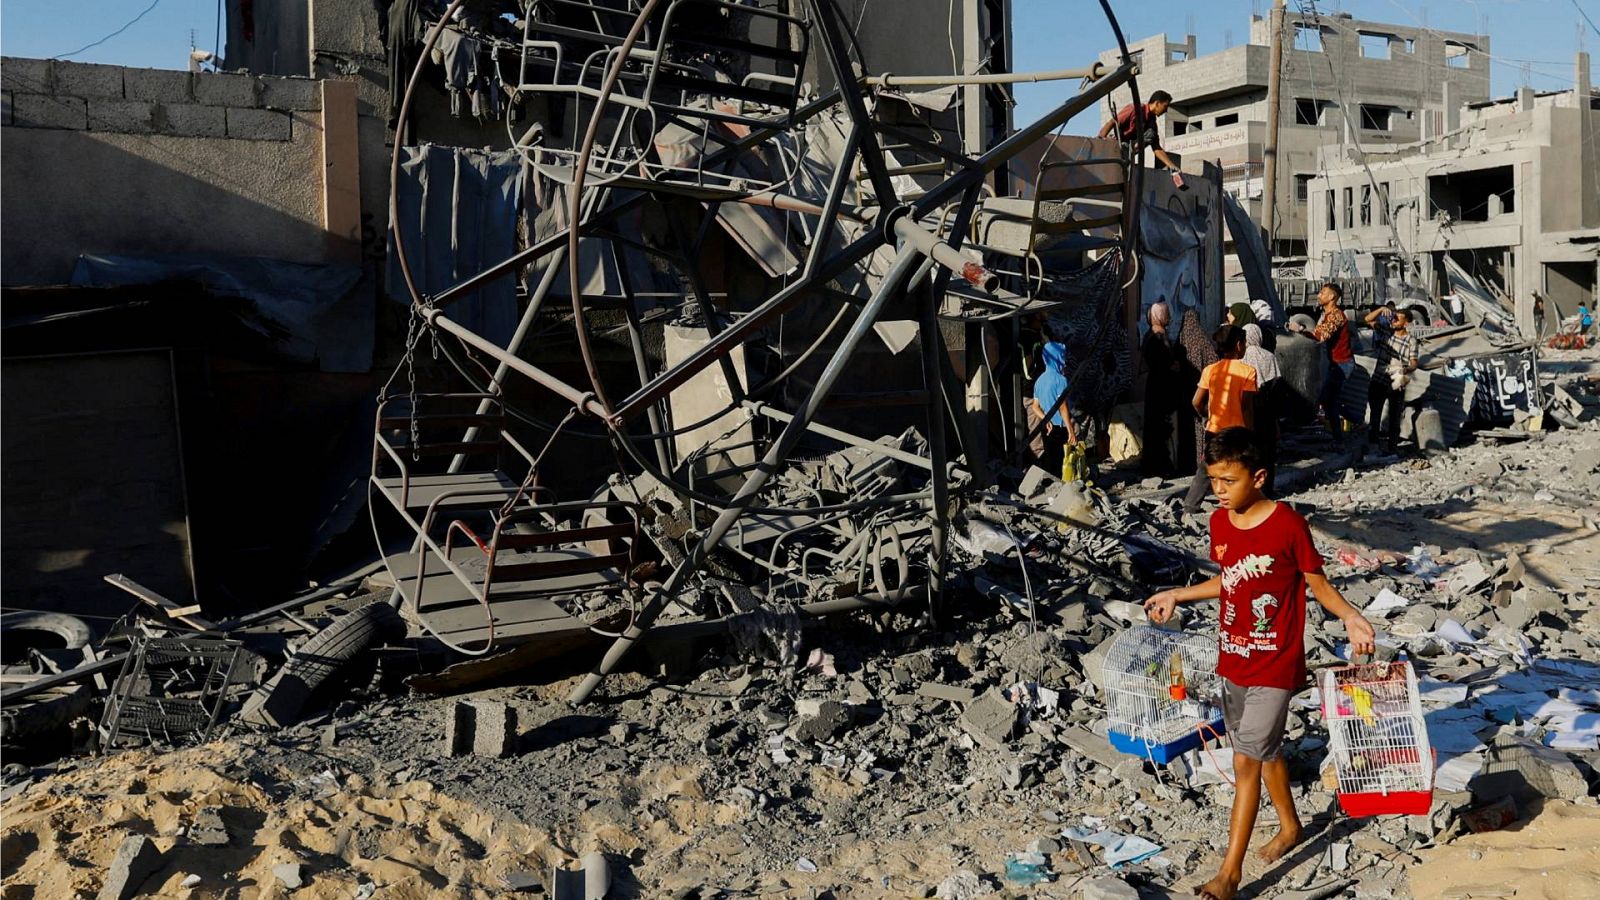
1208, 503, 1324, 690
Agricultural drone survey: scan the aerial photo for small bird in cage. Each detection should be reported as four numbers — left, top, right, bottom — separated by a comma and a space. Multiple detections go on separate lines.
1339, 683, 1377, 727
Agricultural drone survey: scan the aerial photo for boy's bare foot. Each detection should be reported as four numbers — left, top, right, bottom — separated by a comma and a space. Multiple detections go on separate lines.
1195, 873, 1240, 900
1256, 822, 1303, 863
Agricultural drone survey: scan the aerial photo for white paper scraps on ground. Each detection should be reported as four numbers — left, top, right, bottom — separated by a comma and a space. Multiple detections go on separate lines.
1423, 710, 1489, 754
1366, 588, 1411, 616
1436, 619, 1479, 645
1433, 751, 1484, 792
1060, 826, 1163, 868
1475, 691, 1586, 721
1533, 658, 1600, 681
1417, 676, 1470, 705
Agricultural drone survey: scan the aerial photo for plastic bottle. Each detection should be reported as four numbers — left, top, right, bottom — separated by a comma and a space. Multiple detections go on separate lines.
1168, 651, 1187, 701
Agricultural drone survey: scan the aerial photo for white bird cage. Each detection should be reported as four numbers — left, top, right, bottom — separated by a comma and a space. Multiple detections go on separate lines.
1100, 625, 1225, 763
1321, 660, 1434, 816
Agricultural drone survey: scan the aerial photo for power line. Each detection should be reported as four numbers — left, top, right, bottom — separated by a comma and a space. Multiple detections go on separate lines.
1575, 0, 1600, 38
54, 0, 166, 60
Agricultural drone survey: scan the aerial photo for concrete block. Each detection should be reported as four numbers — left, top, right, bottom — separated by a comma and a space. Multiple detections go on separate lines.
958, 688, 1020, 751
12, 92, 87, 130
917, 682, 976, 704
187, 807, 229, 846
445, 700, 517, 758
87, 98, 157, 134
1081, 876, 1140, 900
1, 57, 54, 94
192, 71, 257, 107
53, 60, 123, 98
471, 700, 516, 758
162, 102, 227, 138
259, 76, 322, 110
226, 105, 292, 140
122, 67, 191, 103
786, 699, 851, 743
97, 834, 163, 900
272, 862, 304, 889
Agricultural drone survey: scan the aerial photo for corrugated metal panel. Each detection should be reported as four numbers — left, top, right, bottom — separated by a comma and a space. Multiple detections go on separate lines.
1338, 357, 1474, 446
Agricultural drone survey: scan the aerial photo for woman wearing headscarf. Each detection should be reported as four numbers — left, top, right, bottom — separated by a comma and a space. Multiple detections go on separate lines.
1249, 298, 1278, 351
1175, 309, 1218, 478
1140, 303, 1178, 475
1227, 302, 1256, 328
1243, 322, 1283, 490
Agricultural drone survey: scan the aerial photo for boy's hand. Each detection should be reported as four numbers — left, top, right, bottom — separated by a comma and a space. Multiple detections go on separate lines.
1343, 613, 1377, 657
1144, 591, 1179, 624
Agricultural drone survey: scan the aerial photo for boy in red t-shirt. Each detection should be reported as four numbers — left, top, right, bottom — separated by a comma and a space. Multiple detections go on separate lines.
1145, 427, 1376, 900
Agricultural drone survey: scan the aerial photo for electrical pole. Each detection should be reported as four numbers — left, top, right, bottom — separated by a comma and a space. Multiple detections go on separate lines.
1262, 0, 1286, 258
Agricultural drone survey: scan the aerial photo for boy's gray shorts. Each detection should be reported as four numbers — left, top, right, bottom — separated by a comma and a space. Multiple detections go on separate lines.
1220, 679, 1293, 761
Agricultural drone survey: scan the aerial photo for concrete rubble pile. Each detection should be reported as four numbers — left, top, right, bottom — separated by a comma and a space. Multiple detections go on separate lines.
7, 400, 1599, 896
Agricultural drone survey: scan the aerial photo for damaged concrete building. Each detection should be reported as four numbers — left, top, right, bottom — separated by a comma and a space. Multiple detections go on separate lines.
1095, 9, 1490, 297
1307, 55, 1600, 338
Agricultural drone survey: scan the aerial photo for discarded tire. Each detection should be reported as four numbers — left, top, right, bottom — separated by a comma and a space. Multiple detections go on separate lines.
0, 612, 92, 665
239, 599, 403, 728
0, 683, 92, 745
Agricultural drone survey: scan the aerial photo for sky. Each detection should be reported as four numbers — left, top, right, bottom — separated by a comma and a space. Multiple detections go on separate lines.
1, 0, 1594, 129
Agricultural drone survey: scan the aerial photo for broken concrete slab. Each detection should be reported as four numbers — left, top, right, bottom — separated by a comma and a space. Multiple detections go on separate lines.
1058, 725, 1126, 770
273, 862, 304, 890
1081, 876, 1140, 900
959, 688, 1019, 751
97, 835, 164, 900
1470, 733, 1588, 803
187, 807, 228, 846
786, 699, 850, 743
917, 682, 976, 704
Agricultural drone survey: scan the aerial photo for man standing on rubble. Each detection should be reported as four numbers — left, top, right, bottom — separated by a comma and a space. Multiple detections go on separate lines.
1146, 427, 1377, 900
1030, 341, 1079, 478
1362, 305, 1420, 455
1099, 90, 1180, 174
1289, 284, 1355, 435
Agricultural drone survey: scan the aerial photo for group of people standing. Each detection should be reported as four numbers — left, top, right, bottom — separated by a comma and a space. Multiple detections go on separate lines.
1140, 283, 1421, 516
1141, 298, 1283, 515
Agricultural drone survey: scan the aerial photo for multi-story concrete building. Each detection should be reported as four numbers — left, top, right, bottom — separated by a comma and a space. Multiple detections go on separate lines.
1097, 11, 1489, 260
1307, 55, 1599, 337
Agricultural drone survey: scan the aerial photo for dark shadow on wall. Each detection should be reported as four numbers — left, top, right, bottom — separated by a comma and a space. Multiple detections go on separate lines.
1, 284, 380, 620
0, 123, 331, 286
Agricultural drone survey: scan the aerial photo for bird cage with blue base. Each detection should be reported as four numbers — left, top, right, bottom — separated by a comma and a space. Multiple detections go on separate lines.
1321, 660, 1434, 816
1100, 625, 1227, 763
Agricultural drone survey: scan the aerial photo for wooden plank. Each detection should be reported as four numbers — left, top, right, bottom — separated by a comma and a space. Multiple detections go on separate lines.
0, 654, 126, 704
102, 573, 220, 631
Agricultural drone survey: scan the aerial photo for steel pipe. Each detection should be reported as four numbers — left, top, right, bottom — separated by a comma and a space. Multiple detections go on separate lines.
569, 243, 924, 704
864, 63, 1105, 87
424, 311, 607, 419
892, 215, 997, 292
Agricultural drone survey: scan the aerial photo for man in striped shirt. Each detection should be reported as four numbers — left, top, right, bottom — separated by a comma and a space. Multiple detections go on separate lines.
1363, 305, 1420, 454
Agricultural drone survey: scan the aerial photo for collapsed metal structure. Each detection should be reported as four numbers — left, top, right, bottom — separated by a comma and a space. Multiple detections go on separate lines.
381, 0, 1147, 703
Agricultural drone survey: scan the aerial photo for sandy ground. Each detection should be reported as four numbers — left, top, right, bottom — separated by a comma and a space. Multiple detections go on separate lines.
1410, 801, 1600, 900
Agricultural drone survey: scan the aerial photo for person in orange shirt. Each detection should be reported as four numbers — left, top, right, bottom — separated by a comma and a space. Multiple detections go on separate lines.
1183, 325, 1258, 514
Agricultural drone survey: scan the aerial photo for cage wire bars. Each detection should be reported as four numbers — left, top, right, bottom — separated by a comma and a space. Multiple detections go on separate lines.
385, 0, 1148, 704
